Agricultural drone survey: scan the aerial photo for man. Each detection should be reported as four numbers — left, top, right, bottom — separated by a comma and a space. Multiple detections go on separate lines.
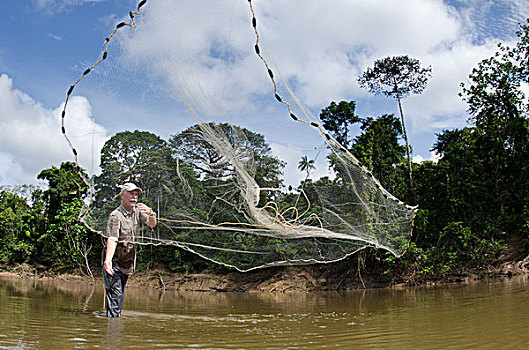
102, 182, 156, 317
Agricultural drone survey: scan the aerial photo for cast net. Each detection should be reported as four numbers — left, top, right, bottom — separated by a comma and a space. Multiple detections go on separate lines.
61, 0, 418, 271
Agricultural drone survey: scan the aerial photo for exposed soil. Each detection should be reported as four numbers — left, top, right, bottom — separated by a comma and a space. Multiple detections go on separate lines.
3, 254, 529, 293
127, 257, 529, 292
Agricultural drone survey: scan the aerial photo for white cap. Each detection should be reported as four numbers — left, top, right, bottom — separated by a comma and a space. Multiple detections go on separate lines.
120, 182, 142, 194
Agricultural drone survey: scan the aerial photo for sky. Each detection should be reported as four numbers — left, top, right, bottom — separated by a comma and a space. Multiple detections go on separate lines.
1, 0, 529, 188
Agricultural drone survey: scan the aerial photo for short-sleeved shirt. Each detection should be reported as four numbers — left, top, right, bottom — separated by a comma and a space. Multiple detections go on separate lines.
104, 204, 150, 275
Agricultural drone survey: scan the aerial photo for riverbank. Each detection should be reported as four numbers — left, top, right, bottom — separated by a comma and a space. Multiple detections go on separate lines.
2, 254, 528, 293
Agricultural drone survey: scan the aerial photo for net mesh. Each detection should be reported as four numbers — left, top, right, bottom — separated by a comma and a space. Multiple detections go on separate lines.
62, 0, 417, 272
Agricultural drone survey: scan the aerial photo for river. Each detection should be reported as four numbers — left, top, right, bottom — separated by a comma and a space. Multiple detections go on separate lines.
1, 274, 528, 349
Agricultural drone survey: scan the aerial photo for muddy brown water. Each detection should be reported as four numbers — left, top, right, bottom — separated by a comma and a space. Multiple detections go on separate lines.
1, 274, 529, 349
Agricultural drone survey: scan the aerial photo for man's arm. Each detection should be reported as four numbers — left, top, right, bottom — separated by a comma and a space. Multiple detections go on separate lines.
103, 238, 118, 275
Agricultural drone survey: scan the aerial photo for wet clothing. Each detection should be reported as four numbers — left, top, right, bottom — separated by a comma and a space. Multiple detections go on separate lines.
102, 267, 129, 318
102, 204, 153, 317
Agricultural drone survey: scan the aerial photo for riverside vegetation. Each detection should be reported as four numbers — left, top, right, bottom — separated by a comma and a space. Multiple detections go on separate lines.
2, 21, 529, 291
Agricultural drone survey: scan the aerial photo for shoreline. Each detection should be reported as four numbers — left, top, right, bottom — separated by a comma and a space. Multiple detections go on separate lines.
2, 257, 528, 293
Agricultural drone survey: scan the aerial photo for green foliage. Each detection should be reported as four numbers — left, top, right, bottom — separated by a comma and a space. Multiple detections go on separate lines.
373, 24, 529, 274
0, 191, 37, 263
37, 162, 88, 227
410, 21, 529, 261
351, 114, 406, 192
298, 156, 315, 178
358, 55, 432, 188
319, 100, 361, 148
170, 122, 285, 208
385, 231, 505, 281
35, 162, 97, 274
0, 162, 97, 273
95, 130, 174, 214
4, 19, 529, 279
358, 55, 432, 99
39, 198, 97, 275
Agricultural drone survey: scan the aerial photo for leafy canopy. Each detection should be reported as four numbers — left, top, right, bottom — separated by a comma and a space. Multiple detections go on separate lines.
358, 55, 432, 99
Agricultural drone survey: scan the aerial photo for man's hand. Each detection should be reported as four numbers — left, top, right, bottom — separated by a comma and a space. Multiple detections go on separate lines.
137, 203, 153, 215
104, 259, 114, 275
104, 238, 117, 275
137, 203, 157, 228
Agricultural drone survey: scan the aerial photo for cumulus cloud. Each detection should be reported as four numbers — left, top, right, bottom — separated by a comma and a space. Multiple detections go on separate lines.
406, 39, 500, 131
116, 0, 525, 136
25, 0, 524, 188
0, 74, 108, 185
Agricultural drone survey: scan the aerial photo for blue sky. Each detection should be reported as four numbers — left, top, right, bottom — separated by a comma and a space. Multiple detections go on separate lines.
1, 0, 529, 187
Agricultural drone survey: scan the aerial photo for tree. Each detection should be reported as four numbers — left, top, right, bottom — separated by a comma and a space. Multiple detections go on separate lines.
457, 20, 529, 254
37, 162, 88, 227
37, 162, 88, 222
46, 198, 95, 277
298, 156, 315, 178
358, 55, 432, 188
169, 123, 285, 206
36, 162, 98, 270
319, 101, 361, 149
95, 130, 174, 218
351, 114, 406, 193
294, 155, 316, 210
407, 21, 529, 261
0, 190, 39, 263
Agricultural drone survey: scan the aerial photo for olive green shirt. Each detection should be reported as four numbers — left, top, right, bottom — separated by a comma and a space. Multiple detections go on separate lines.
105, 204, 150, 275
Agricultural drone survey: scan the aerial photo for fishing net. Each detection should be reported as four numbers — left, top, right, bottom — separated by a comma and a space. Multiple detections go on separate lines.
61, 0, 417, 271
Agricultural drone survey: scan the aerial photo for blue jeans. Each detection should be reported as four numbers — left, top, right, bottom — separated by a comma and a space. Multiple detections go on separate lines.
102, 267, 129, 318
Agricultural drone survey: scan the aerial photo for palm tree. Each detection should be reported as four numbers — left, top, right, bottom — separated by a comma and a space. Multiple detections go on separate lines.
298, 156, 315, 178
294, 156, 316, 211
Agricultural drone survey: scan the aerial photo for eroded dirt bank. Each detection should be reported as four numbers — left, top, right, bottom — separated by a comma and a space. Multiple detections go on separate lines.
3, 255, 529, 293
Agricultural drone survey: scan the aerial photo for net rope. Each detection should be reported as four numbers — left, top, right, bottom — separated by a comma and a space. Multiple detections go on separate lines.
61, 0, 418, 272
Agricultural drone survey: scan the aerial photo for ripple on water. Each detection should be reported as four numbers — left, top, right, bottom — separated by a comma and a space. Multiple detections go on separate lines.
2, 275, 529, 349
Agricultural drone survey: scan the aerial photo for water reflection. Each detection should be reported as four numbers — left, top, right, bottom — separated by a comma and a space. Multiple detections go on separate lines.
1, 274, 529, 348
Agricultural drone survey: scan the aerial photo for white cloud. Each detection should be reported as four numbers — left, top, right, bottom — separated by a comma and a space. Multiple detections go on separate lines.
413, 150, 440, 163
406, 38, 500, 131
0, 74, 108, 185
116, 0, 519, 135
34, 0, 106, 14
47, 0, 528, 184
253, 0, 461, 105
47, 33, 63, 41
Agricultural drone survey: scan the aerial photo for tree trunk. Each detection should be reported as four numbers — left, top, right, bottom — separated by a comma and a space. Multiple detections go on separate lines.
395, 88, 413, 188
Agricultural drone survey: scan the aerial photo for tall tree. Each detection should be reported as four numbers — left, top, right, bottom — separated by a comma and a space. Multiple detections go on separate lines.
294, 155, 316, 209
358, 55, 432, 188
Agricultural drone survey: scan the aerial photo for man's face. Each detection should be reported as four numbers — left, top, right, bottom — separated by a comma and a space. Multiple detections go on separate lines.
121, 189, 140, 211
